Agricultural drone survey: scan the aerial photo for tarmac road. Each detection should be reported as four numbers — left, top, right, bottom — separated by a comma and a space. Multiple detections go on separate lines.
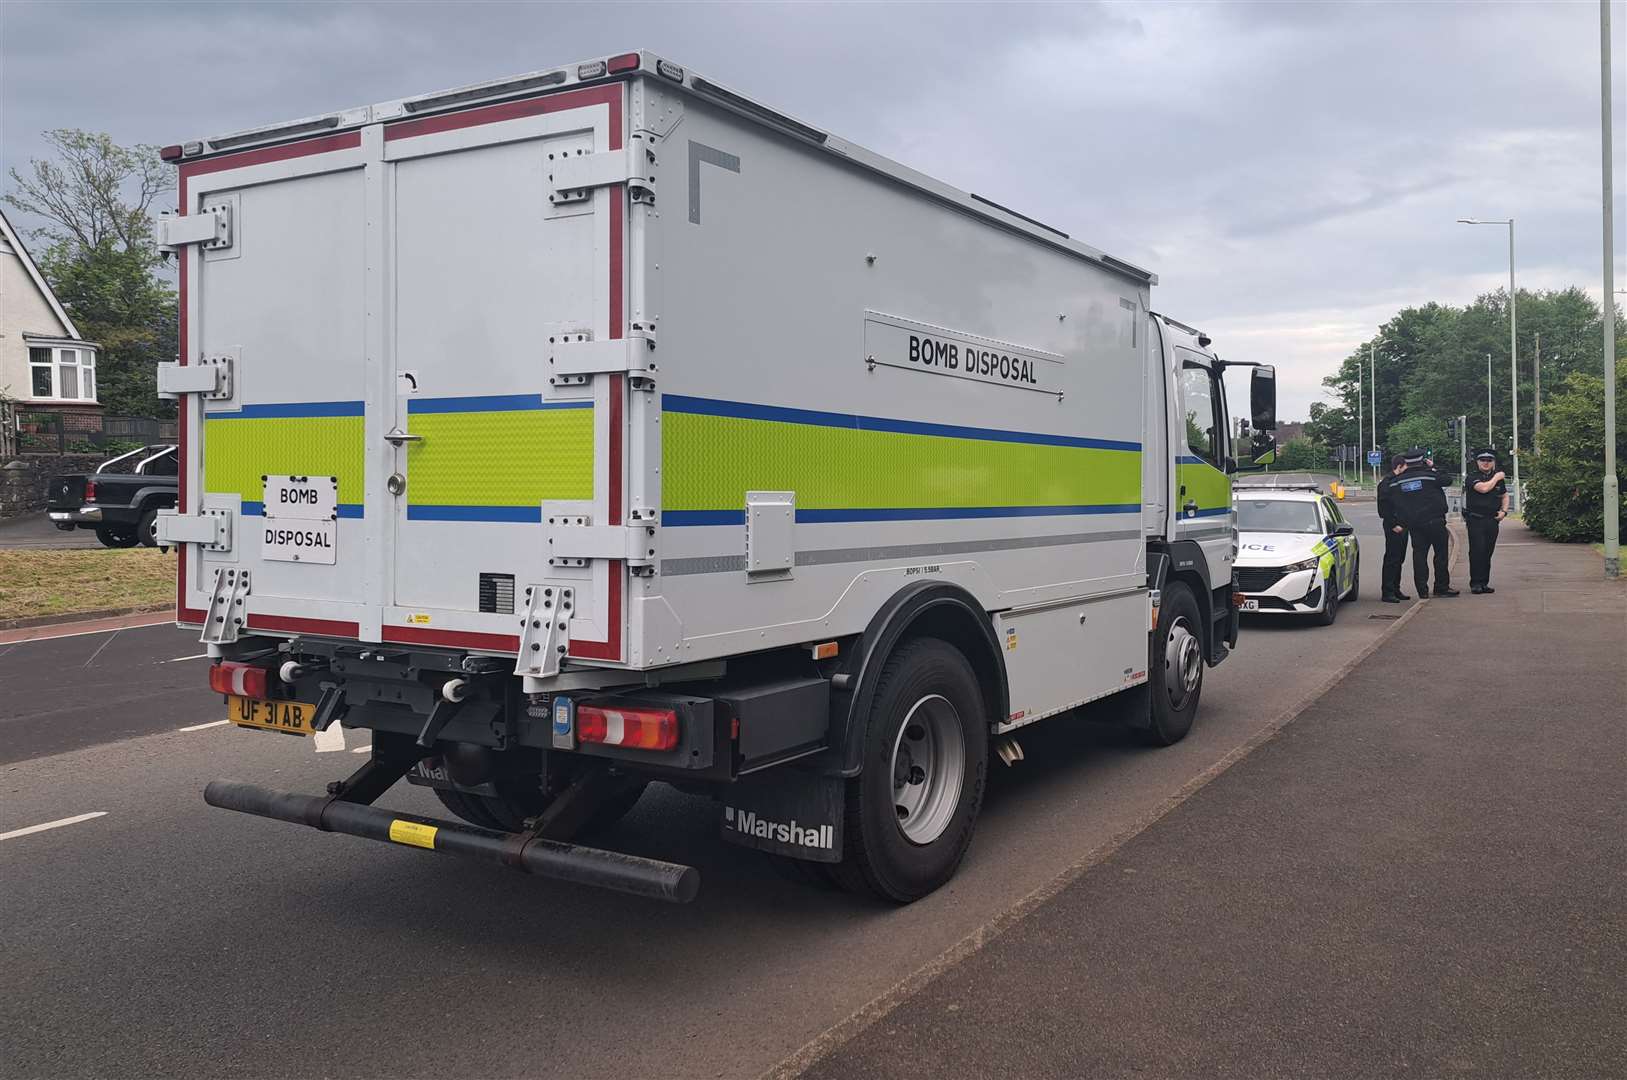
1, 503, 1401, 1079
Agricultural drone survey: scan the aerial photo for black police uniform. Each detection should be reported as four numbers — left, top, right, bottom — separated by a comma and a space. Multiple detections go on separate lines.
1375, 466, 1410, 600
1391, 452, 1455, 596
1462, 454, 1507, 591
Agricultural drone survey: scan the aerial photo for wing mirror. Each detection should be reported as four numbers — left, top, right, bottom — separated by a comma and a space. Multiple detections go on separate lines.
1332, 522, 1356, 537
1250, 366, 1277, 432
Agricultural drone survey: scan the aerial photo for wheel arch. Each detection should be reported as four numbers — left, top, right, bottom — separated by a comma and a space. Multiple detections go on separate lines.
829, 581, 1007, 778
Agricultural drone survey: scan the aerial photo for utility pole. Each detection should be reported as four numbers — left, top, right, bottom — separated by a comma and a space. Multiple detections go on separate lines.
1459, 414, 1468, 489
1357, 360, 1364, 488
1369, 343, 1378, 486
1602, 0, 1619, 578
1487, 353, 1494, 446
1509, 220, 1521, 512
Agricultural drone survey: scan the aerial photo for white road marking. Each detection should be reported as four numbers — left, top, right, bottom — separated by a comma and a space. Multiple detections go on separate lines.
160, 653, 209, 664
0, 811, 108, 842
178, 719, 230, 732
81, 629, 121, 668
313, 723, 347, 753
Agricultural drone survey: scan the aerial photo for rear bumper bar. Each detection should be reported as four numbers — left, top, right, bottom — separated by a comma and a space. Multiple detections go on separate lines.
203, 779, 699, 903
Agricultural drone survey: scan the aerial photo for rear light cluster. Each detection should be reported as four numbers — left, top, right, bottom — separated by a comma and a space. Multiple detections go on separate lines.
83, 480, 97, 502
209, 661, 269, 700
577, 704, 678, 751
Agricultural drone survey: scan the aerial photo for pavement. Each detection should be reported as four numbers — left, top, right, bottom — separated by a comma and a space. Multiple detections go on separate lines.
0, 504, 1409, 1079
0, 512, 100, 549
798, 519, 1627, 1079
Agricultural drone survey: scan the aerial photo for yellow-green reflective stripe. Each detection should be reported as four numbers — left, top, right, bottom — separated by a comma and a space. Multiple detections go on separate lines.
405, 408, 594, 507
204, 415, 365, 507
1177, 461, 1231, 512
663, 412, 1140, 514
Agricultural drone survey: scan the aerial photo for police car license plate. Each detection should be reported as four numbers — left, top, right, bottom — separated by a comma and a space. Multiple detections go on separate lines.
228, 694, 312, 736
1240, 599, 1260, 612
262, 475, 338, 564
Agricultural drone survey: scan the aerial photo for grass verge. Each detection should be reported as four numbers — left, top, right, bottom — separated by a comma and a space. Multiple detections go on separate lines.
0, 548, 174, 621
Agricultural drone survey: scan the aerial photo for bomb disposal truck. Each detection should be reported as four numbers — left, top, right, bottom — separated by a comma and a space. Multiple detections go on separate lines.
154, 51, 1276, 904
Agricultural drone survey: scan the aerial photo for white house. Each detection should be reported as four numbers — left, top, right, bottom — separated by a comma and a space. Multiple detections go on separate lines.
0, 207, 100, 412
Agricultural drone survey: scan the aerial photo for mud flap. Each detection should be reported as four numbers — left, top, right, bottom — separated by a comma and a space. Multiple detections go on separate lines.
720, 769, 844, 863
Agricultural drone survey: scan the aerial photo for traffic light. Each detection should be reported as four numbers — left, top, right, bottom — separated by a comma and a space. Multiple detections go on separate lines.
1447, 418, 1458, 438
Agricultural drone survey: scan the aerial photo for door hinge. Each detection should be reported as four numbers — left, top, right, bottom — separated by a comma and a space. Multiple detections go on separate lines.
547, 330, 657, 389
543, 510, 657, 574
549, 146, 655, 205
515, 584, 574, 681
157, 507, 234, 552
157, 204, 234, 251
199, 567, 251, 645
157, 355, 234, 401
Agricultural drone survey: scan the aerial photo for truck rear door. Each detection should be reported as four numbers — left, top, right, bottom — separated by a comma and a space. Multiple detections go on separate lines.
175, 85, 630, 662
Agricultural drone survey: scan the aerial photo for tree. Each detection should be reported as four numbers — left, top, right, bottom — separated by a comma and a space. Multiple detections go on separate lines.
4, 131, 176, 418
1275, 437, 1329, 471
1304, 400, 1357, 452
1523, 360, 1627, 543
1385, 415, 1453, 467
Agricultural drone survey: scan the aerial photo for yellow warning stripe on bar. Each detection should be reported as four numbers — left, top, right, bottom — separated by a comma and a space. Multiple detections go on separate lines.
388, 819, 438, 849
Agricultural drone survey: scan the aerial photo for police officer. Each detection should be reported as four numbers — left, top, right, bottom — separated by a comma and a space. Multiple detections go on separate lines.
1376, 452, 1412, 602
1392, 446, 1458, 597
1462, 448, 1509, 593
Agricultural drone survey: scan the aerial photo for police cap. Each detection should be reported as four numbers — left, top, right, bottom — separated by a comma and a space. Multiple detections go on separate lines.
1403, 447, 1427, 465
1475, 448, 1497, 462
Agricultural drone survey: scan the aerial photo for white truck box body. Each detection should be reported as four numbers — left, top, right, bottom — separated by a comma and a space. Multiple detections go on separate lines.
164, 54, 1232, 729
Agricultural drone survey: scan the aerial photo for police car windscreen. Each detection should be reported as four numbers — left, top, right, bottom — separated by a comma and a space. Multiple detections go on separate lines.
1237, 500, 1321, 533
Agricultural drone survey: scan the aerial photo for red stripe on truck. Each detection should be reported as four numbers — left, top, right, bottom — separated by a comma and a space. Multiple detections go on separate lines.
383, 83, 623, 145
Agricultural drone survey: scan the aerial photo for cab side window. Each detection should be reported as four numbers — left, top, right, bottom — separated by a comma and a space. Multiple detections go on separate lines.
1322, 498, 1344, 528
1178, 363, 1222, 467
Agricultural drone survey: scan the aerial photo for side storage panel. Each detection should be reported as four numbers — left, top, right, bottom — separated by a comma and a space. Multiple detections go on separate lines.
633, 93, 1149, 712
994, 593, 1149, 729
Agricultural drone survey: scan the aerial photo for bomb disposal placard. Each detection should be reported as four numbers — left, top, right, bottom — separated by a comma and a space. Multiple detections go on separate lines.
863, 311, 1064, 397
261, 475, 338, 565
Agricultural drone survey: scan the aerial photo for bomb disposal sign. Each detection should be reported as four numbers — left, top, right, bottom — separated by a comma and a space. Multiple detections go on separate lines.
261, 475, 338, 564
863, 311, 1064, 397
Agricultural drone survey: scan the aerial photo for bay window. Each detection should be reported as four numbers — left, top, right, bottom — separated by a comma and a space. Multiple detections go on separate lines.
26, 344, 97, 402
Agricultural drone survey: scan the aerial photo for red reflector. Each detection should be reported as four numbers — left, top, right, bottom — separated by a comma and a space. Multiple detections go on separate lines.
577, 704, 678, 751
209, 661, 269, 699
83, 480, 97, 502
160, 144, 184, 161
607, 52, 640, 73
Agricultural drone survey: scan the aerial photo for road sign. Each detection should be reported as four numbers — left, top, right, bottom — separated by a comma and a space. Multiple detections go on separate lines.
1367, 450, 1383, 466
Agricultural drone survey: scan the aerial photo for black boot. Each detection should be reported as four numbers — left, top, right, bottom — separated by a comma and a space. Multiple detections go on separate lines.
1434, 587, 1461, 597
1381, 593, 1402, 603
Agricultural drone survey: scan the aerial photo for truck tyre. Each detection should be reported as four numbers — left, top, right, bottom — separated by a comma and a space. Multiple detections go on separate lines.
829, 637, 987, 903
1141, 581, 1202, 746
137, 508, 160, 548
95, 526, 139, 549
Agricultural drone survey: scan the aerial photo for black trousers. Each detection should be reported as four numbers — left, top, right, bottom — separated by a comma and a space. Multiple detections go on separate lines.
1466, 514, 1500, 587
1410, 520, 1451, 594
1381, 524, 1410, 596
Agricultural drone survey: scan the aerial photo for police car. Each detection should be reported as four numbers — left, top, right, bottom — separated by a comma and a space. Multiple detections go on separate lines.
1233, 485, 1359, 625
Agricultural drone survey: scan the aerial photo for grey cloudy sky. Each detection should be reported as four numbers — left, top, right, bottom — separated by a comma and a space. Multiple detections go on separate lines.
3, 0, 1622, 418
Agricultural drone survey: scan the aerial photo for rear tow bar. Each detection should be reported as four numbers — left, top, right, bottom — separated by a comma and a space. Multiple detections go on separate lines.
203, 775, 700, 904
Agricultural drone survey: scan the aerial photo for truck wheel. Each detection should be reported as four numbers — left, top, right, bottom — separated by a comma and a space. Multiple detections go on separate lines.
830, 637, 987, 903
137, 508, 160, 548
1142, 581, 1202, 746
95, 526, 139, 549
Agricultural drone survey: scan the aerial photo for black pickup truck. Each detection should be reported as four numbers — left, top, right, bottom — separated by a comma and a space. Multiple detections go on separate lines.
46, 445, 178, 548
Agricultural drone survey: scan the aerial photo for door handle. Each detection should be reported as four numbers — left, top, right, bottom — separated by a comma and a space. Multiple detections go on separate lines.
384, 428, 422, 446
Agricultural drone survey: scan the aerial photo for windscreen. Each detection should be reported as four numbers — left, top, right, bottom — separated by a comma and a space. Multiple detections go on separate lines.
1236, 499, 1321, 533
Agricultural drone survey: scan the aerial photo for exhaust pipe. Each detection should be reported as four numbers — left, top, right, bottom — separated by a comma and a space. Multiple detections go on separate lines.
995, 736, 1025, 767
204, 780, 699, 903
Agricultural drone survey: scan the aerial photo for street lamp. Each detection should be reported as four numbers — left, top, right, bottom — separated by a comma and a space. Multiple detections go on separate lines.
1458, 217, 1521, 509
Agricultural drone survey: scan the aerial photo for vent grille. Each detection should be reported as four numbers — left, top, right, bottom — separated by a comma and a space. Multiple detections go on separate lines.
479, 573, 516, 615
1235, 567, 1285, 593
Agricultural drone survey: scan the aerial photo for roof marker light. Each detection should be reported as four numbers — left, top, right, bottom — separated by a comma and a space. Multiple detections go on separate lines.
577, 60, 607, 80
160, 145, 183, 162
607, 52, 640, 74
657, 59, 684, 82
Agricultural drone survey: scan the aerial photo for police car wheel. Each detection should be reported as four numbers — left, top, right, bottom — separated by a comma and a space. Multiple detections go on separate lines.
1315, 573, 1340, 626
831, 637, 987, 903
1347, 563, 1360, 601
1142, 581, 1202, 746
